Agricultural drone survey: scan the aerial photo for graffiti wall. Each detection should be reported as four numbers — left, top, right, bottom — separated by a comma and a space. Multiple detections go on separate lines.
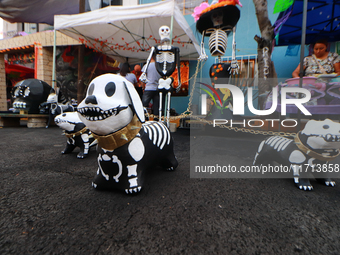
56, 46, 119, 101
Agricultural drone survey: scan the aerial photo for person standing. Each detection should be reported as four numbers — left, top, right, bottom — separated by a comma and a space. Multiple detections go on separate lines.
132, 64, 143, 99
141, 55, 163, 117
118, 62, 138, 86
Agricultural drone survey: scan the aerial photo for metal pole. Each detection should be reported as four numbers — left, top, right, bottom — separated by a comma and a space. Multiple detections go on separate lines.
297, 0, 308, 130
52, 29, 57, 89
170, 14, 174, 46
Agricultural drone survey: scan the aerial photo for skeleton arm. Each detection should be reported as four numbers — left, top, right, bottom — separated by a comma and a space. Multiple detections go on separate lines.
228, 26, 239, 75
140, 46, 155, 83
198, 31, 208, 62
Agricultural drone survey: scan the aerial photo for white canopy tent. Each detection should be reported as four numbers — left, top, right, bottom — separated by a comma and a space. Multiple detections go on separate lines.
54, 0, 200, 64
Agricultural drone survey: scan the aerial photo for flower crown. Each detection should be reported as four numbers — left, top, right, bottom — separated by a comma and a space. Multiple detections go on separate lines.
192, 0, 243, 22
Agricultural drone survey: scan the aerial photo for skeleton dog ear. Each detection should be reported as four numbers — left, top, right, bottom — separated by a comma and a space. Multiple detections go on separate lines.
123, 81, 145, 123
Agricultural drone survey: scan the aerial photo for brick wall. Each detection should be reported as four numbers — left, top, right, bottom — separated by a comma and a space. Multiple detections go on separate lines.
0, 54, 7, 111
36, 47, 53, 87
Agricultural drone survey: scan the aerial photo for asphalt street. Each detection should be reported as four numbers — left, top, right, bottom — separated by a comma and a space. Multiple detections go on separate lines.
1, 125, 340, 254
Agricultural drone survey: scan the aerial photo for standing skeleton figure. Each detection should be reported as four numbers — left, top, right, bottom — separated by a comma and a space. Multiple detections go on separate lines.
140, 25, 181, 127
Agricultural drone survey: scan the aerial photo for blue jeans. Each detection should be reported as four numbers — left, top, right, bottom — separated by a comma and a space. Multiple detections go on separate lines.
142, 90, 166, 116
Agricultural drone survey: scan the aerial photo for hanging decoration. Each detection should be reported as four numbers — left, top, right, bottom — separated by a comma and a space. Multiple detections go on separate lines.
78, 34, 191, 56
273, 0, 295, 14
193, 0, 241, 120
8, 52, 35, 65
262, 47, 270, 80
0, 44, 34, 54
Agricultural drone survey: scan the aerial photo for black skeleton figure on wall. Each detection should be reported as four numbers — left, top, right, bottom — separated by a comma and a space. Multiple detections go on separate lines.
140, 25, 181, 127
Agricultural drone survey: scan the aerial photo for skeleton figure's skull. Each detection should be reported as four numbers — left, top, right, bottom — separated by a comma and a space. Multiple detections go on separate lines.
77, 74, 144, 136
301, 119, 340, 150
211, 11, 223, 27
159, 25, 171, 42
11, 79, 51, 113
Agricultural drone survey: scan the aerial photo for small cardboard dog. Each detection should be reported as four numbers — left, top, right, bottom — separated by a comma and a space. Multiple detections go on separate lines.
54, 112, 96, 159
77, 74, 178, 194
254, 119, 340, 190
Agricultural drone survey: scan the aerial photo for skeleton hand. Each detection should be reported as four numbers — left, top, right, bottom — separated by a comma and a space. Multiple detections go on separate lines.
228, 60, 239, 75
139, 72, 148, 83
198, 54, 208, 62
176, 83, 181, 93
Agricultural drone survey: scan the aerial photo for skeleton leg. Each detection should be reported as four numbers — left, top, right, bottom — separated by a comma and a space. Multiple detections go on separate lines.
166, 91, 171, 128
159, 91, 163, 121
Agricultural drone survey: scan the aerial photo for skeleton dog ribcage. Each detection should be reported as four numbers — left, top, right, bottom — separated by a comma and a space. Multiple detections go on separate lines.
93, 121, 178, 194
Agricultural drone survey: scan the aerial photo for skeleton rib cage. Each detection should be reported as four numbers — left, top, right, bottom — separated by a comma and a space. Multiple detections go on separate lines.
207, 28, 228, 56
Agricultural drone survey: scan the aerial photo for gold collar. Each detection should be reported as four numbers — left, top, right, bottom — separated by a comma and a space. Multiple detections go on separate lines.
294, 131, 340, 161
64, 127, 88, 138
91, 115, 142, 151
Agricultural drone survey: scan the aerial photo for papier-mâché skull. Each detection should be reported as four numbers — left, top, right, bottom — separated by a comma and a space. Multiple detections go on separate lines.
11, 79, 52, 113
159, 25, 170, 42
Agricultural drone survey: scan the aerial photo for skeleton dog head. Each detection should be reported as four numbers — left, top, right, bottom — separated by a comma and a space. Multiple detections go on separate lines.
54, 112, 84, 132
299, 119, 340, 150
77, 74, 145, 136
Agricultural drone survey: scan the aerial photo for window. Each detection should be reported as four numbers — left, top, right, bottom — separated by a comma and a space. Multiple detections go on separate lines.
102, 0, 122, 7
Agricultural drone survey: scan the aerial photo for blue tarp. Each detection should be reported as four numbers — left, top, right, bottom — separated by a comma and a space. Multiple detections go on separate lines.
274, 0, 340, 46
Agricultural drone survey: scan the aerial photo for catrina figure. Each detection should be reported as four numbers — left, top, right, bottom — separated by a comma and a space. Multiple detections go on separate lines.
194, 0, 242, 75
193, 0, 242, 119
77, 74, 178, 194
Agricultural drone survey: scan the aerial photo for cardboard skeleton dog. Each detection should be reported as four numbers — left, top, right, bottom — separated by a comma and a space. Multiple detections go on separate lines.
77, 74, 178, 194
54, 111, 96, 158
253, 119, 340, 190
43, 87, 75, 128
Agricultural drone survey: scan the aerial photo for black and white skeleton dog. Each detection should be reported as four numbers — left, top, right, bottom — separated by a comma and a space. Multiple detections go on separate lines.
54, 112, 96, 159
77, 74, 178, 194
254, 119, 340, 191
